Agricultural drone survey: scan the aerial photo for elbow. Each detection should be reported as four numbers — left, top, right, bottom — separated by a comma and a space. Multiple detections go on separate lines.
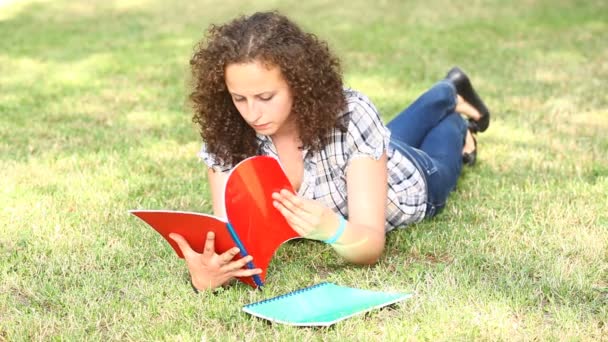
347, 244, 384, 266
352, 259, 378, 266
336, 224, 385, 265
354, 231, 386, 265
351, 252, 382, 266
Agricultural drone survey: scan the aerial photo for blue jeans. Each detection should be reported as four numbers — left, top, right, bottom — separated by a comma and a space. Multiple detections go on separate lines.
387, 81, 467, 218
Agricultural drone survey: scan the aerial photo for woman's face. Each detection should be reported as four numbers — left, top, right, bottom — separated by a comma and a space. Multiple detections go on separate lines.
225, 60, 295, 137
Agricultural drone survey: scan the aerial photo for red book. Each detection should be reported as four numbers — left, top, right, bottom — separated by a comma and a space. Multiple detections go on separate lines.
130, 156, 301, 288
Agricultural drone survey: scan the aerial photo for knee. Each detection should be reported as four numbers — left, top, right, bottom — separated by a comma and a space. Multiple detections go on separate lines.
430, 81, 457, 107
447, 112, 468, 136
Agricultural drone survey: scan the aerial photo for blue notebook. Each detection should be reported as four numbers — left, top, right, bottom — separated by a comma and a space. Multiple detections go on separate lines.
242, 282, 412, 326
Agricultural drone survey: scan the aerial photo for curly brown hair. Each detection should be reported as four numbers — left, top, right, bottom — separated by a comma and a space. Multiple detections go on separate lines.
189, 11, 346, 168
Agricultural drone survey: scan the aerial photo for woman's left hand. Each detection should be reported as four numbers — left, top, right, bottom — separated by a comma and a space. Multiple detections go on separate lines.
272, 189, 340, 241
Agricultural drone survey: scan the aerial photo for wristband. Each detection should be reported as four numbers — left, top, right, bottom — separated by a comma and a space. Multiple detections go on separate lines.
323, 215, 347, 244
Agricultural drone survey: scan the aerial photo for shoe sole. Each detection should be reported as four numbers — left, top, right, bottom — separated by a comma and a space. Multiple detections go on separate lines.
446, 67, 490, 133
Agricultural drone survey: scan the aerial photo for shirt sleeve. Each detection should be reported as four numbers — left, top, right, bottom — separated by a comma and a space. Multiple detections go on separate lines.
344, 92, 391, 162
197, 143, 232, 172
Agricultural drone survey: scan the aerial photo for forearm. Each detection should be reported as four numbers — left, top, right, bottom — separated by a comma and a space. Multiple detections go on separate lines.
330, 220, 385, 265
207, 168, 228, 218
270, 182, 387, 264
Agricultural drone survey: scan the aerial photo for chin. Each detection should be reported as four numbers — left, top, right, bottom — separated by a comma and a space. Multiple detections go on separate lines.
253, 124, 277, 135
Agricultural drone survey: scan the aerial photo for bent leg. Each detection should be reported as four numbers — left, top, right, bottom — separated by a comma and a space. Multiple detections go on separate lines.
419, 112, 468, 215
387, 81, 457, 148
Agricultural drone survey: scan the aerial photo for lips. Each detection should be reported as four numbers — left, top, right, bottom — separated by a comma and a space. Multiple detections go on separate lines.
253, 123, 271, 130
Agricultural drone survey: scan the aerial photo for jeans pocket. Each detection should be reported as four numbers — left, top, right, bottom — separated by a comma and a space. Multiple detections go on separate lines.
412, 149, 438, 176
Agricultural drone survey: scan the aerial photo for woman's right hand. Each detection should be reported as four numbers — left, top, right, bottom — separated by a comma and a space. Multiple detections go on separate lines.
169, 231, 262, 291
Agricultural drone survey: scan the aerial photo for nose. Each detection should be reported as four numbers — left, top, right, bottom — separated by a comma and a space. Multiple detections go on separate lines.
245, 100, 263, 124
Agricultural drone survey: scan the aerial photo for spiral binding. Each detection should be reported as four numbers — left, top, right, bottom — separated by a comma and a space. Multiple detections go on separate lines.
245, 282, 330, 307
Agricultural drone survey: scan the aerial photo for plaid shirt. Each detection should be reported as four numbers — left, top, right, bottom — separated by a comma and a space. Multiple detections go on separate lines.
199, 89, 427, 231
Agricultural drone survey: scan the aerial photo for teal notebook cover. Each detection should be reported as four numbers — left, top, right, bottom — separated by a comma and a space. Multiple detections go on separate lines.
242, 282, 412, 326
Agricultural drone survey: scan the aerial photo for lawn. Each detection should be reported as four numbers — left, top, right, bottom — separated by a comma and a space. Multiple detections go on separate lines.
1, 0, 607, 340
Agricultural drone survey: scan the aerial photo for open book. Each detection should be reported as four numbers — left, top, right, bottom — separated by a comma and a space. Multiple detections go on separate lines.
243, 282, 412, 326
130, 156, 301, 288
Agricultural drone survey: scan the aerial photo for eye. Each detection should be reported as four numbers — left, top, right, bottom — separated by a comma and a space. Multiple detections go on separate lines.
259, 95, 274, 102
232, 96, 245, 102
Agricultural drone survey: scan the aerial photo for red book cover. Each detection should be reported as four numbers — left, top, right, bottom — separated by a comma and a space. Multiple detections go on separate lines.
130, 156, 301, 288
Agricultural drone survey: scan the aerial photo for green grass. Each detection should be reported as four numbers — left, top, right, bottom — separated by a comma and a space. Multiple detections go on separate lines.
1, 0, 607, 340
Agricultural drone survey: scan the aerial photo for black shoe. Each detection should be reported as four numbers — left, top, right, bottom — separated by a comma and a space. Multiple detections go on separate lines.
446, 67, 490, 133
462, 131, 477, 166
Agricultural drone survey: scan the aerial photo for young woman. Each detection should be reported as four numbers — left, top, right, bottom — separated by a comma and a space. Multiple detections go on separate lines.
169, 11, 491, 291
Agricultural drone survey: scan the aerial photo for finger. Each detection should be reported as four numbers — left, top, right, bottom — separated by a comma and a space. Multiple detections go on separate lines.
279, 189, 306, 211
219, 246, 241, 264
276, 207, 307, 237
203, 231, 216, 256
168, 233, 195, 257
280, 189, 316, 211
232, 268, 263, 278
275, 194, 298, 215
220, 255, 253, 272
273, 200, 310, 233
279, 190, 318, 221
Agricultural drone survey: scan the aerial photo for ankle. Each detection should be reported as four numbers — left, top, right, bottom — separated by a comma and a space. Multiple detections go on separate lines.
455, 95, 482, 121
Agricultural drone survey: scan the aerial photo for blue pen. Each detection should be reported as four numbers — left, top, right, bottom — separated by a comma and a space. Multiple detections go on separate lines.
226, 222, 264, 287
